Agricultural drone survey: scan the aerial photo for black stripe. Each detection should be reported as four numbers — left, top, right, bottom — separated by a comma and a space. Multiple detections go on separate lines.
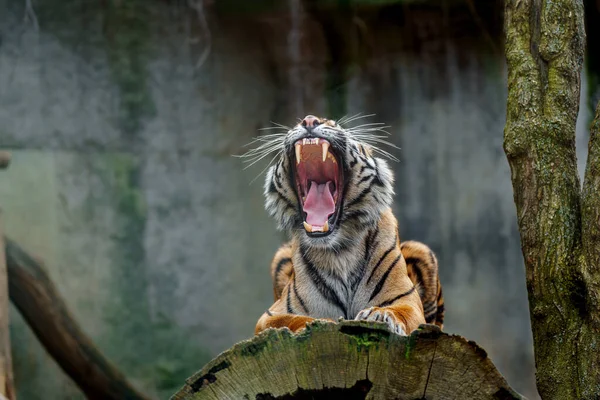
266, 309, 273, 316
357, 175, 373, 185
436, 304, 445, 323
369, 254, 402, 302
429, 250, 436, 266
378, 286, 417, 307
274, 163, 283, 189
371, 158, 384, 187
367, 241, 397, 284
367, 228, 380, 259
405, 257, 424, 290
269, 180, 296, 211
425, 308, 438, 321
274, 257, 292, 278
425, 314, 436, 323
422, 300, 437, 315
301, 248, 348, 317
343, 210, 368, 223
286, 287, 294, 314
349, 229, 378, 292
346, 186, 372, 209
293, 276, 309, 314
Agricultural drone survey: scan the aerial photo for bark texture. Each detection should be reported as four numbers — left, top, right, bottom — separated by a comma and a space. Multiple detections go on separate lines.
172, 321, 523, 400
504, 0, 600, 398
4, 238, 150, 400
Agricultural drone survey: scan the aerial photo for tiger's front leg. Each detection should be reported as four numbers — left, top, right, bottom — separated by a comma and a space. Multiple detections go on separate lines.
354, 304, 424, 335
255, 280, 333, 334
354, 274, 425, 336
255, 309, 316, 334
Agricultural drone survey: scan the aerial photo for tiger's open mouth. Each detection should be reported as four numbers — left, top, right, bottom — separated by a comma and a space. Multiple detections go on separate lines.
292, 138, 343, 237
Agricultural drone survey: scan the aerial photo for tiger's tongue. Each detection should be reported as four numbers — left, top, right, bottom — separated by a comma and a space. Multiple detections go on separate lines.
304, 181, 335, 226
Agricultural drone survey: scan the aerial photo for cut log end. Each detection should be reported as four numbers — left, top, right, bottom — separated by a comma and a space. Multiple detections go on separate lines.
172, 321, 525, 400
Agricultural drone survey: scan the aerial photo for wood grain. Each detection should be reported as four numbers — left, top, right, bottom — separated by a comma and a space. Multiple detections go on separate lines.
172, 321, 524, 400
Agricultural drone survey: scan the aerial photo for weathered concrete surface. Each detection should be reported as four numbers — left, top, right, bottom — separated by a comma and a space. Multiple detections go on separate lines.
0, 1, 595, 399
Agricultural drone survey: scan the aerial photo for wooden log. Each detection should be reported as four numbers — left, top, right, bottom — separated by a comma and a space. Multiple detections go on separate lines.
172, 321, 525, 400
4, 238, 151, 400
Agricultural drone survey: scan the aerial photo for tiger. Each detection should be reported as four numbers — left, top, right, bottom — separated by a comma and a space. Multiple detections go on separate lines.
252, 115, 444, 336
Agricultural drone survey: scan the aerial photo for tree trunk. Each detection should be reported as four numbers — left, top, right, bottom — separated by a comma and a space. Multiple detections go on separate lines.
0, 154, 15, 400
504, 0, 600, 398
172, 321, 523, 400
5, 238, 151, 400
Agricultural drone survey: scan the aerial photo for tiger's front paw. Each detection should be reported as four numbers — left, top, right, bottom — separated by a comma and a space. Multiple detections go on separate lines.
354, 307, 407, 336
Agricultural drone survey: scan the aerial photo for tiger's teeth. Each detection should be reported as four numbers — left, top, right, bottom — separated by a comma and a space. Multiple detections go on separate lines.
295, 144, 302, 165
303, 221, 313, 232
322, 221, 329, 232
322, 142, 329, 162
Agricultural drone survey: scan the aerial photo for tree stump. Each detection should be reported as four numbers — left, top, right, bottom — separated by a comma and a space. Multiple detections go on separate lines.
172, 321, 524, 400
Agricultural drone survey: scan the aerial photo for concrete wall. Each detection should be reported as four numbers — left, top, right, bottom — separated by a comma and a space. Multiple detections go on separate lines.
1, 1, 594, 398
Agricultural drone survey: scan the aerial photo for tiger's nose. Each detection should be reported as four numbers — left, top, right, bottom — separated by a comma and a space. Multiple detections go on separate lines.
301, 115, 321, 130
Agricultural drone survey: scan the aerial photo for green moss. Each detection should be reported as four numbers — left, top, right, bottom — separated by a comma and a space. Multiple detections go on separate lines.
25, 0, 155, 137
342, 330, 382, 350
241, 340, 270, 357
96, 154, 211, 398
104, 0, 156, 136
404, 332, 417, 359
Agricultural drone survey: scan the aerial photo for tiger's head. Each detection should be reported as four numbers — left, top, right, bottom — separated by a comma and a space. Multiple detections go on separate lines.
251, 115, 396, 249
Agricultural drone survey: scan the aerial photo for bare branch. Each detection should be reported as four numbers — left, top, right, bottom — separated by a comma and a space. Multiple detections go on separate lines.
5, 238, 151, 400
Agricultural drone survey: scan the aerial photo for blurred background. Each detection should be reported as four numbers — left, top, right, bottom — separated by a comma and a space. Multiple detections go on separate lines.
1, 0, 600, 399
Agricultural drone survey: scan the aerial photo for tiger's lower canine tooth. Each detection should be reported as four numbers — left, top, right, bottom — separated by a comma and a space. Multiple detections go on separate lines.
303, 221, 313, 232
295, 144, 302, 165
322, 221, 329, 232
322, 142, 329, 162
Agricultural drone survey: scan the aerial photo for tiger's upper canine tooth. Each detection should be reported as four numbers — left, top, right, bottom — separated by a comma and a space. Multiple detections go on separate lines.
295, 143, 302, 165
322, 221, 329, 232
322, 141, 330, 162
303, 221, 313, 232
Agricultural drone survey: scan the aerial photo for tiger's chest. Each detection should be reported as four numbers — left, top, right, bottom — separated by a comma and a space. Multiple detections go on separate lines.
296, 261, 373, 320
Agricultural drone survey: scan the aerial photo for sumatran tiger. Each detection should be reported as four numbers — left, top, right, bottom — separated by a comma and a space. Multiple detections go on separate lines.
247, 115, 444, 336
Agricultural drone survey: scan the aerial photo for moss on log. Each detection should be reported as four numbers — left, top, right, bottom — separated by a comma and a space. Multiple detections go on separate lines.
172, 321, 523, 400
